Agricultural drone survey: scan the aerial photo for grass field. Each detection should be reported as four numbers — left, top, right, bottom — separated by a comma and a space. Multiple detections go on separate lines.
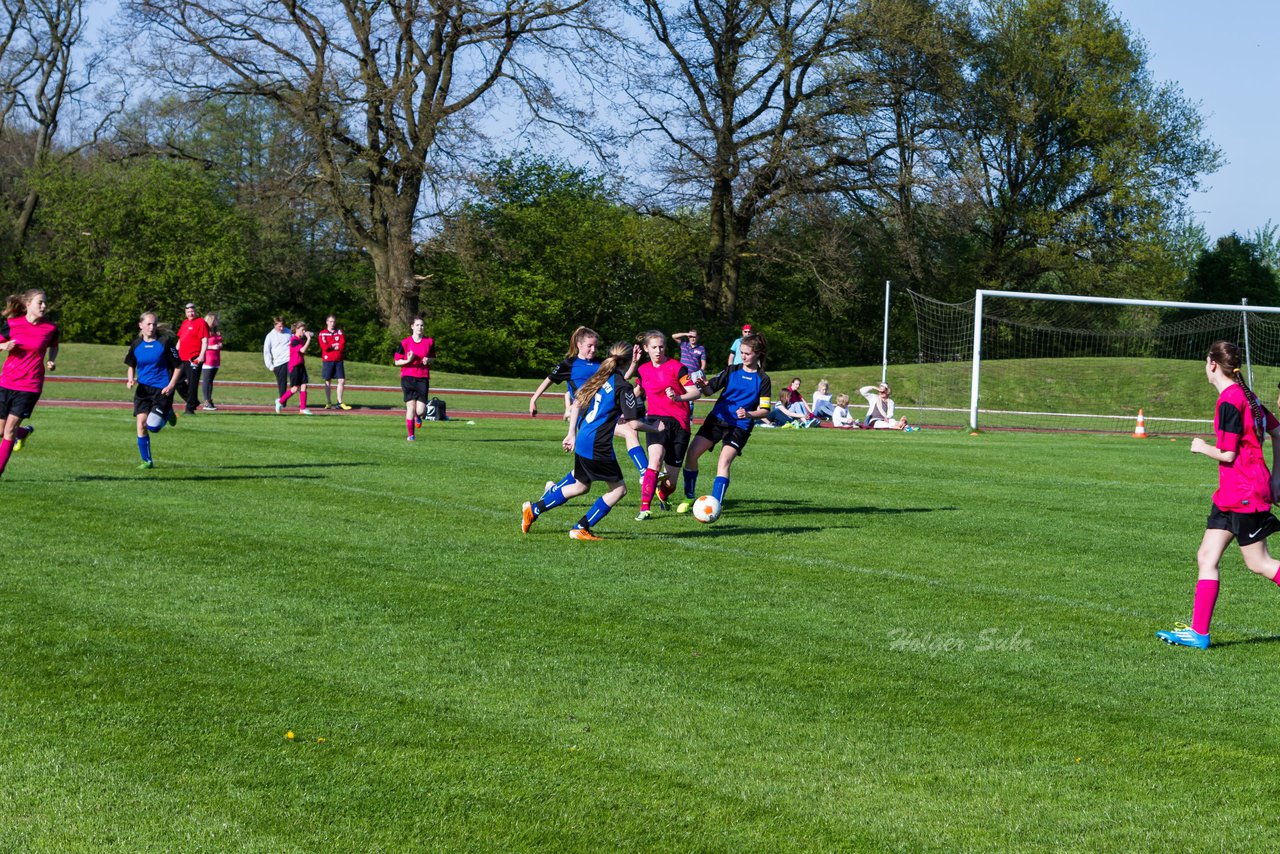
4, 406, 1280, 851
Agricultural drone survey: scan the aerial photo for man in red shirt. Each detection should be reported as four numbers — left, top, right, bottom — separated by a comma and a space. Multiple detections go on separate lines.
317, 314, 351, 410
176, 302, 209, 414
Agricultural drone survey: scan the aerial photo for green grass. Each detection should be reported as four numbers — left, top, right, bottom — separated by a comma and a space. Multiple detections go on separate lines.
3, 408, 1279, 850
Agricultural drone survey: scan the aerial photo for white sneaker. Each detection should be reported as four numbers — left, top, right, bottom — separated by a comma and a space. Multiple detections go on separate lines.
274, 401, 282, 414
300, 408, 313, 416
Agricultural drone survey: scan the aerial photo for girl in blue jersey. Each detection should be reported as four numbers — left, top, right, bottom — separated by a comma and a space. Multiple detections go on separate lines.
522, 341, 664, 541
678, 334, 772, 515
528, 326, 600, 419
125, 312, 183, 469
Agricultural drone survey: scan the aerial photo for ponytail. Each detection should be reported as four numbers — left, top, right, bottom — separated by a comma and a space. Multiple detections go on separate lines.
575, 341, 632, 406
1210, 340, 1267, 441
4, 289, 42, 318
565, 326, 599, 360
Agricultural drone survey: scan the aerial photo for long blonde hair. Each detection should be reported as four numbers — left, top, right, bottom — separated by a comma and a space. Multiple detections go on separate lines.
575, 341, 633, 406
565, 326, 599, 360
4, 289, 43, 318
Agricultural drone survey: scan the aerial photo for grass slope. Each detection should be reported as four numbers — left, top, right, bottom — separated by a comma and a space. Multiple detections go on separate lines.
2, 410, 1278, 850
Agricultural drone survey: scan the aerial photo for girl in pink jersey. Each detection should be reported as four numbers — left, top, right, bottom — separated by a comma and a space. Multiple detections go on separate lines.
1158, 341, 1280, 649
0, 289, 59, 479
634, 331, 701, 520
395, 317, 435, 441
275, 321, 314, 415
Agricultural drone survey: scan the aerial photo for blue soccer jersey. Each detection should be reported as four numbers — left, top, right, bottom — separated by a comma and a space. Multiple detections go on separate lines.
125, 338, 180, 388
547, 356, 602, 397
574, 372, 640, 461
704, 364, 771, 429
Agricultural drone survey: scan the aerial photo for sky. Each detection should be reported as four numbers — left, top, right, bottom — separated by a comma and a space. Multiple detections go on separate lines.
1109, 0, 1280, 239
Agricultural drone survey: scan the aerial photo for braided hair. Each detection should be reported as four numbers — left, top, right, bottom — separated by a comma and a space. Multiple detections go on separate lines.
1209, 340, 1267, 442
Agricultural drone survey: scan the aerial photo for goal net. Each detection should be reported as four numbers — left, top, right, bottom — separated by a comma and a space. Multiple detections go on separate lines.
904, 289, 1280, 434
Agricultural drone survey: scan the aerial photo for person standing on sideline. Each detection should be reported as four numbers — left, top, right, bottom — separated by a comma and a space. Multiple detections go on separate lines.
200, 313, 222, 411
727, 323, 752, 367
176, 302, 209, 415
395, 317, 435, 441
0, 289, 59, 480
318, 314, 351, 410
275, 321, 314, 415
673, 329, 708, 383
125, 312, 182, 469
1157, 341, 1280, 650
263, 317, 291, 402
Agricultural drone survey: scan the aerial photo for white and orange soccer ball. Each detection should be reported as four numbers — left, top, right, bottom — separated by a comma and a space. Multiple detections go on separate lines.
692, 495, 721, 524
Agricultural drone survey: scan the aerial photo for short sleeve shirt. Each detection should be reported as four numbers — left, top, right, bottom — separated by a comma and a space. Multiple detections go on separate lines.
178, 318, 209, 361
1213, 383, 1279, 512
0, 317, 59, 393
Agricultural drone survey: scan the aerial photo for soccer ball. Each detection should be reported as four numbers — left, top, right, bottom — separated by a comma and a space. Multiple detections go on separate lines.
692, 495, 721, 524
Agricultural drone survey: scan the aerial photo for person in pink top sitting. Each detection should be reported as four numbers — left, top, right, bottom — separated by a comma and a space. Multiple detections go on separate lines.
394, 317, 435, 441
1158, 340, 1280, 650
275, 321, 314, 415
0, 289, 59, 479
633, 330, 702, 520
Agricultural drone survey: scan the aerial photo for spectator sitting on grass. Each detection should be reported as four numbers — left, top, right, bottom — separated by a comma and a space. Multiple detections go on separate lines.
859, 382, 909, 430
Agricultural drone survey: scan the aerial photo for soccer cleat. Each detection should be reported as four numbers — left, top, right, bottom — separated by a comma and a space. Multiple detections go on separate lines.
274, 400, 283, 414
406, 435, 416, 442
300, 408, 313, 416
13, 426, 31, 452
676, 501, 691, 514
569, 526, 603, 541
635, 510, 652, 521
202, 404, 217, 411
167, 409, 178, 427
339, 402, 352, 410
522, 502, 536, 534
1156, 623, 1209, 650
137, 460, 154, 470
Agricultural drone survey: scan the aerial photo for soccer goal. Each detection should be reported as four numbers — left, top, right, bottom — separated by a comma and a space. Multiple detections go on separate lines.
905, 290, 1280, 434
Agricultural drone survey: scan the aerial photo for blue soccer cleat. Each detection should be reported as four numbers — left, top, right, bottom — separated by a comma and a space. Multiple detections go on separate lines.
1156, 623, 1209, 650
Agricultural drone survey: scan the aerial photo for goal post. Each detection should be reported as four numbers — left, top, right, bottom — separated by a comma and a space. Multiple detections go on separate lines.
906, 289, 1280, 434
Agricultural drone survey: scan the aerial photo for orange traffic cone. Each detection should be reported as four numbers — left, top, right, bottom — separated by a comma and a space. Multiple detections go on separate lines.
1133, 409, 1147, 439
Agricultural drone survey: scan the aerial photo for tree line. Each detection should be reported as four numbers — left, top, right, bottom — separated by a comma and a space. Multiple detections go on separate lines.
2, 0, 1274, 374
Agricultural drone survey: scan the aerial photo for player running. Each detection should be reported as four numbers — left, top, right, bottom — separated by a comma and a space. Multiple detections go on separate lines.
522, 341, 664, 541
634, 330, 702, 520
0, 289, 59, 479
529, 326, 600, 419
125, 312, 182, 469
395, 317, 435, 441
678, 333, 771, 515
1158, 340, 1280, 649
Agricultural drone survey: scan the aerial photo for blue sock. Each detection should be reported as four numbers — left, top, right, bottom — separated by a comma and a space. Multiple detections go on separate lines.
576, 496, 613, 529
627, 446, 647, 474
683, 468, 699, 499
137, 435, 151, 462
535, 474, 575, 516
712, 476, 729, 503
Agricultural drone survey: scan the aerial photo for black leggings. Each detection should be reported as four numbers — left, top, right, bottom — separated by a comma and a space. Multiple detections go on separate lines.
201, 366, 219, 405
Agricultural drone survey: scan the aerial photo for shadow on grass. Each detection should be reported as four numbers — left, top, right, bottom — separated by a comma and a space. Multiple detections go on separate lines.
68, 473, 329, 483
720, 498, 956, 517
1208, 635, 1280, 648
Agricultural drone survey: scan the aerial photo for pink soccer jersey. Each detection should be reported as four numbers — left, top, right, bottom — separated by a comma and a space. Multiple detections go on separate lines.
1212, 382, 1280, 512
638, 358, 694, 430
288, 336, 308, 370
0, 317, 59, 393
398, 336, 434, 379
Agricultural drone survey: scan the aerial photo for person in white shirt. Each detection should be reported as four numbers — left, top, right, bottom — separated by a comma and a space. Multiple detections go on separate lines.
859, 382, 909, 430
262, 316, 292, 400
831, 393, 857, 428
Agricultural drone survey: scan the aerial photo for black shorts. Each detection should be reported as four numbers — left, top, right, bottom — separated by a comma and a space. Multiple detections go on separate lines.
0, 387, 40, 421
287, 365, 310, 387
133, 384, 173, 416
1207, 504, 1280, 546
695, 417, 753, 454
402, 377, 430, 403
573, 452, 624, 485
322, 361, 345, 381
645, 416, 691, 467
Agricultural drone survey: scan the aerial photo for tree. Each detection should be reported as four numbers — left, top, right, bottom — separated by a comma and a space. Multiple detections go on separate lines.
1184, 234, 1279, 308
952, 0, 1220, 291
128, 0, 596, 331
623, 0, 879, 321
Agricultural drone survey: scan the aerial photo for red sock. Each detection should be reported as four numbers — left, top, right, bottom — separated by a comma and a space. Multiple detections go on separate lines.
641, 468, 658, 511
299, 390, 308, 410
0, 438, 11, 475
407, 419, 415, 438
1272, 566, 1280, 587
280, 390, 294, 404
1192, 579, 1219, 635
